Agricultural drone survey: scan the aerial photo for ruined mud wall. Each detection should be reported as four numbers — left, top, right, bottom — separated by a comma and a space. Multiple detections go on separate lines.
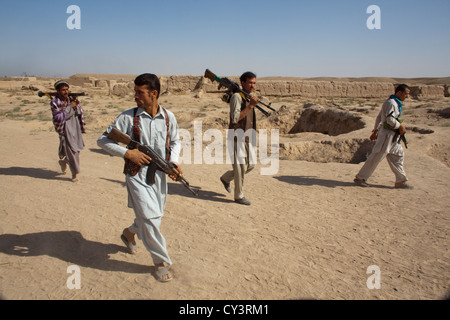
199, 77, 446, 99
2, 75, 447, 99
157, 76, 448, 99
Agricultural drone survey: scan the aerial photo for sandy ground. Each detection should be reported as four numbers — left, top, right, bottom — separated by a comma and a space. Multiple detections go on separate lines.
0, 85, 449, 300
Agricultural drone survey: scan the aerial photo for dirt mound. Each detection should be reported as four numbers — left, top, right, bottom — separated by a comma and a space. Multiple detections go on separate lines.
260, 104, 366, 136
288, 106, 365, 136
428, 143, 450, 168
280, 138, 373, 164
259, 104, 370, 163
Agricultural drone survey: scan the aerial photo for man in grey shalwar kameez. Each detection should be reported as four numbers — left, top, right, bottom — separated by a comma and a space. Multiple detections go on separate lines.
97, 74, 181, 282
220, 72, 260, 206
354, 84, 412, 189
51, 80, 85, 182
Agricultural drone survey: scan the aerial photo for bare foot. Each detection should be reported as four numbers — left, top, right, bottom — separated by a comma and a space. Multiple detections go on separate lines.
59, 160, 67, 174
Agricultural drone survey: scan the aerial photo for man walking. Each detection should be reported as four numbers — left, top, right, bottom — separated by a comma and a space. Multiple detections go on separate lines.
220, 72, 260, 205
51, 80, 85, 182
354, 84, 412, 189
98, 73, 182, 282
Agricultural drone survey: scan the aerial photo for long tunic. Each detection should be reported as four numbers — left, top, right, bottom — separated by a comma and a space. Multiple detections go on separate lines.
371, 97, 403, 156
97, 106, 181, 219
357, 96, 407, 183
222, 93, 256, 200
50, 96, 85, 173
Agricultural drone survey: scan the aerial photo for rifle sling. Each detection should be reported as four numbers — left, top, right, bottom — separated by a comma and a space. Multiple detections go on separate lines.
123, 108, 142, 176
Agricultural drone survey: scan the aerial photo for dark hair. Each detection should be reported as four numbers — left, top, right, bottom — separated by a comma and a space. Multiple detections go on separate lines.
240, 71, 257, 83
134, 73, 161, 98
395, 84, 410, 93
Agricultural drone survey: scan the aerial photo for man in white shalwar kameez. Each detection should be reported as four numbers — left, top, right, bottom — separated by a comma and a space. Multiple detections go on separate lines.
354, 84, 412, 189
98, 74, 181, 282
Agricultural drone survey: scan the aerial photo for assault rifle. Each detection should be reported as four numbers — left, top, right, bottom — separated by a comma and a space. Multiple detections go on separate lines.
204, 69, 276, 117
38, 91, 88, 100
105, 128, 199, 196
385, 111, 408, 149
393, 130, 408, 149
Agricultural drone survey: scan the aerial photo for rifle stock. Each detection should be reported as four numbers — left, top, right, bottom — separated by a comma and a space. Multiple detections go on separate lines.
107, 127, 132, 145
204, 69, 219, 82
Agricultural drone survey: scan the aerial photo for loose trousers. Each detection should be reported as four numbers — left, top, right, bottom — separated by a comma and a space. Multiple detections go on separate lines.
221, 141, 255, 200
357, 133, 407, 184
128, 216, 172, 266
58, 135, 81, 175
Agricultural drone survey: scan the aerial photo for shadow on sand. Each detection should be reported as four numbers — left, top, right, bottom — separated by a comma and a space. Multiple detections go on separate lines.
168, 182, 235, 204
0, 166, 70, 181
0, 231, 150, 273
274, 175, 392, 189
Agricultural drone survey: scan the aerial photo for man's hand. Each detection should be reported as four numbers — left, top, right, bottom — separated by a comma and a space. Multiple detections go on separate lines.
125, 149, 152, 166
169, 163, 183, 181
248, 96, 259, 108
370, 129, 379, 141
70, 98, 79, 108
398, 124, 406, 136
238, 96, 260, 122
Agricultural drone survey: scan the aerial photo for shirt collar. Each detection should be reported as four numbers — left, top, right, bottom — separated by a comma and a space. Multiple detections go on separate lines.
136, 105, 165, 119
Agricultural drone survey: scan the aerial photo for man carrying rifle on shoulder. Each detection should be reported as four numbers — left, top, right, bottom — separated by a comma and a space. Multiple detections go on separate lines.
51, 80, 85, 182
354, 84, 412, 189
97, 73, 182, 282
220, 72, 260, 205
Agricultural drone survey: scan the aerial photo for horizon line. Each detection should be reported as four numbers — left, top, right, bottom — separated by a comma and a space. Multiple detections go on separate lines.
3, 73, 450, 81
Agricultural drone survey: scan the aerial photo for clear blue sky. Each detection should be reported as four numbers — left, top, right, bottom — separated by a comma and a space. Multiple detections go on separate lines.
1, 0, 449, 78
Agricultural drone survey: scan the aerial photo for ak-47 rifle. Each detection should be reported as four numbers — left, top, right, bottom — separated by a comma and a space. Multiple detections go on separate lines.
204, 69, 276, 117
105, 128, 199, 196
385, 111, 408, 149
393, 130, 408, 149
38, 91, 88, 100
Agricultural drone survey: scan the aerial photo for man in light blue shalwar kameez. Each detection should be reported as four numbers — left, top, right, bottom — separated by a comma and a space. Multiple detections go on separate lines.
98, 74, 181, 282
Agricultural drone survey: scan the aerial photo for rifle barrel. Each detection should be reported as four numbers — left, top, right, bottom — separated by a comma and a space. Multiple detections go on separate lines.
205, 69, 275, 116
257, 100, 276, 112
37, 91, 87, 98
239, 90, 276, 113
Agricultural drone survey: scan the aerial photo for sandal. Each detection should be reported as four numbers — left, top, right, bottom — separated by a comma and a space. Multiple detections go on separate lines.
395, 183, 414, 190
354, 178, 369, 187
120, 234, 138, 254
155, 265, 173, 282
